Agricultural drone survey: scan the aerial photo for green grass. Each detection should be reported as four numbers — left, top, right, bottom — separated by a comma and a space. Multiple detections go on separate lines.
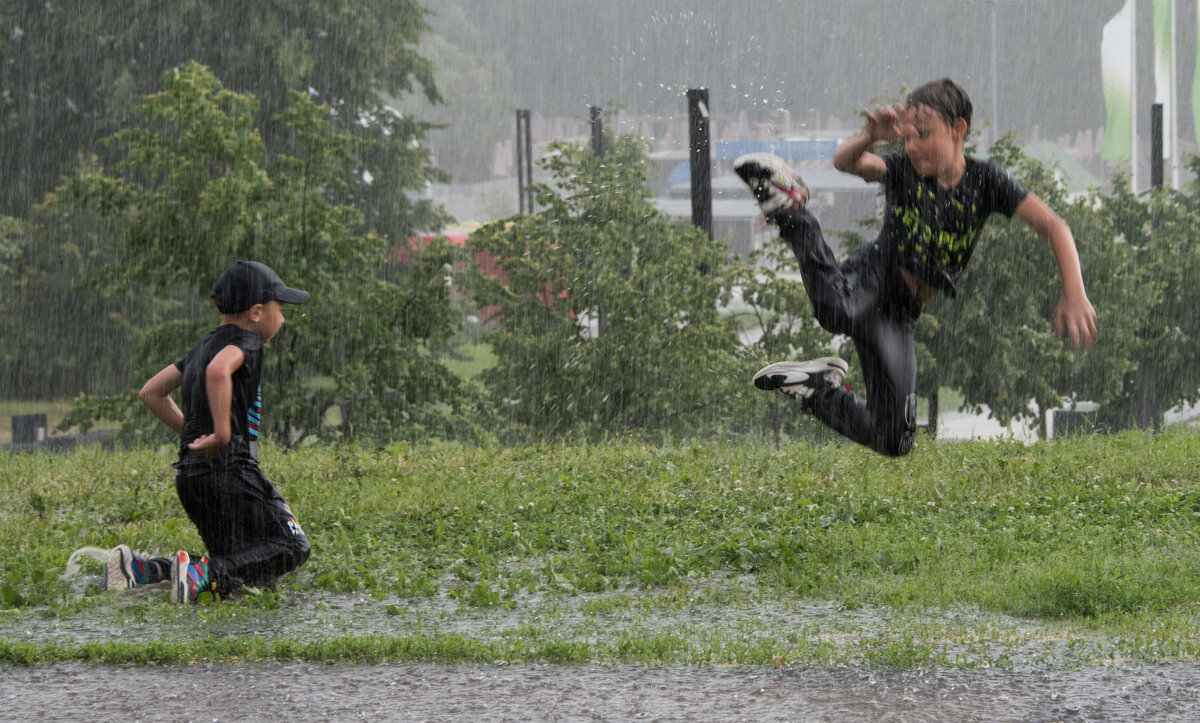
1, 431, 1199, 667
440, 341, 498, 380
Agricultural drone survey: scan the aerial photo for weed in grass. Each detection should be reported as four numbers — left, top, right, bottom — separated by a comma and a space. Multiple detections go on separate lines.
580, 593, 632, 616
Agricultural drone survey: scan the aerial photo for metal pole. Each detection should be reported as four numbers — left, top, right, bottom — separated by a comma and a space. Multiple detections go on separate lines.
687, 88, 712, 241
590, 105, 603, 158
1151, 102, 1163, 188
516, 110, 527, 214
523, 110, 534, 213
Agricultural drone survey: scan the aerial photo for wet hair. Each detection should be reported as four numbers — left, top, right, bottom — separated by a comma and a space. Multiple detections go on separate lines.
906, 78, 972, 130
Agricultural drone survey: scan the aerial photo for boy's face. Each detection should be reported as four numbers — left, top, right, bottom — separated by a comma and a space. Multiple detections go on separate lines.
903, 105, 967, 180
249, 299, 287, 343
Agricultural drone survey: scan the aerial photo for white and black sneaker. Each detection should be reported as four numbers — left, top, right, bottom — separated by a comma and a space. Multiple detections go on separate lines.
753, 357, 848, 406
734, 153, 810, 220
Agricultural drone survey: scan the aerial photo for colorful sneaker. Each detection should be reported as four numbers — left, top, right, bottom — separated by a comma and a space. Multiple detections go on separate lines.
105, 545, 169, 591
170, 550, 217, 604
753, 357, 849, 407
734, 153, 810, 220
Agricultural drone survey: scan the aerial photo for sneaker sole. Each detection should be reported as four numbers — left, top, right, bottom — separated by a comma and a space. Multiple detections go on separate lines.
753, 357, 848, 391
105, 545, 135, 591
170, 550, 190, 604
733, 153, 779, 183
733, 153, 810, 207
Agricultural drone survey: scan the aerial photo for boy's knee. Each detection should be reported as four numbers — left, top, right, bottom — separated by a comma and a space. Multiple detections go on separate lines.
288, 534, 311, 570
811, 302, 848, 335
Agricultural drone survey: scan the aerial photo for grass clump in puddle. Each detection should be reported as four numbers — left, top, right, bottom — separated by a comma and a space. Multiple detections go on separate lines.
1, 430, 1198, 668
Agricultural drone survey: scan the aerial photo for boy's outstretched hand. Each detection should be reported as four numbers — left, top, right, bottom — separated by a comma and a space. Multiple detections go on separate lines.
1054, 295, 1099, 350
863, 105, 911, 144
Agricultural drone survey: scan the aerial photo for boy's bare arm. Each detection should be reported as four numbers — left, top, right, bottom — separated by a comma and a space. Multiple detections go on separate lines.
1015, 193, 1099, 349
833, 105, 906, 182
139, 364, 184, 436
187, 345, 245, 457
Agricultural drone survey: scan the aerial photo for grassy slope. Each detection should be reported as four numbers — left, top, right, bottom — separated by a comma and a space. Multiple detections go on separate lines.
1, 431, 1197, 667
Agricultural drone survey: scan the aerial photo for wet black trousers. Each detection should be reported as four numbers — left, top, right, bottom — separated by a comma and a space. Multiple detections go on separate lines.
776, 207, 919, 457
175, 454, 311, 593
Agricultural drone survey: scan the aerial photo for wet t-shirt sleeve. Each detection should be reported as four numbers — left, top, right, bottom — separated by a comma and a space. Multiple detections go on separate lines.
980, 162, 1028, 218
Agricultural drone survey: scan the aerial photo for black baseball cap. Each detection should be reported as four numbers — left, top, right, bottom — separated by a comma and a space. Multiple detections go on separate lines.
212, 261, 310, 314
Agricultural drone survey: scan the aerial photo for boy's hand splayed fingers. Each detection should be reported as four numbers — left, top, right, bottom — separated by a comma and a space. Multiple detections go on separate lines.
864, 104, 908, 143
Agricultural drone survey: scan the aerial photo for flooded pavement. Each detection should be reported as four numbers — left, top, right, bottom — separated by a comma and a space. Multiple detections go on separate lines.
6, 572, 1198, 720
3, 661, 1199, 722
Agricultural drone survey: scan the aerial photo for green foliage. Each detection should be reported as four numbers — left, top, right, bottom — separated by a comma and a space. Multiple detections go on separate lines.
0, 0, 448, 236
0, 215, 22, 275
1083, 162, 1200, 430
0, 0, 451, 400
49, 64, 480, 444
0, 191, 136, 399
466, 128, 749, 441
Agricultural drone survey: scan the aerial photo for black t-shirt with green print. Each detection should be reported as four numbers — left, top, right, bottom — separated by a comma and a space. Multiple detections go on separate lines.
879, 152, 1028, 297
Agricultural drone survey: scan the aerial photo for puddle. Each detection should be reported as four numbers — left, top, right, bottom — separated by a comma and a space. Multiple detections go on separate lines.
2, 661, 1198, 722
0, 580, 1170, 671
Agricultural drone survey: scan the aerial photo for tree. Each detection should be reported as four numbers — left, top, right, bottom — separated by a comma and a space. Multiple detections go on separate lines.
1085, 162, 1200, 431
52, 63, 484, 444
467, 128, 749, 441
0, 167, 138, 399
0, 0, 449, 242
0, 0, 453, 400
0, 216, 20, 275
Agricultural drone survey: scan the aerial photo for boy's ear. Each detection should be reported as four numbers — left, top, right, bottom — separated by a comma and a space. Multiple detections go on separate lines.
953, 117, 969, 142
246, 303, 265, 322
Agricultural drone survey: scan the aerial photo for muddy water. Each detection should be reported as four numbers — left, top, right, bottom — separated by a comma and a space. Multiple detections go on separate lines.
3, 662, 1198, 722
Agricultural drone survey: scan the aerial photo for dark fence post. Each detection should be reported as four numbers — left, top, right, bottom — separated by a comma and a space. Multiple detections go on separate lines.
687, 88, 712, 241
516, 109, 534, 213
590, 105, 603, 158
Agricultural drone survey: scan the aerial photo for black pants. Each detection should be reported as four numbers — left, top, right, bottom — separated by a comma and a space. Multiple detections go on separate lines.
174, 446, 310, 593
777, 207, 918, 456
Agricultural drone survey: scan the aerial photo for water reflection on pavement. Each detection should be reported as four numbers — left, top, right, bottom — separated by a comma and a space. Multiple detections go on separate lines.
3, 662, 1198, 722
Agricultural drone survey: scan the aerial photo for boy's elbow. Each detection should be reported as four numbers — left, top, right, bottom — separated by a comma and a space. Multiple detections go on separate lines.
205, 363, 229, 388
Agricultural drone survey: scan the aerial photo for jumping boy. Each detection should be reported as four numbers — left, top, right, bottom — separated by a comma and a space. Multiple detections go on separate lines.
735, 78, 1097, 456
108, 261, 311, 602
